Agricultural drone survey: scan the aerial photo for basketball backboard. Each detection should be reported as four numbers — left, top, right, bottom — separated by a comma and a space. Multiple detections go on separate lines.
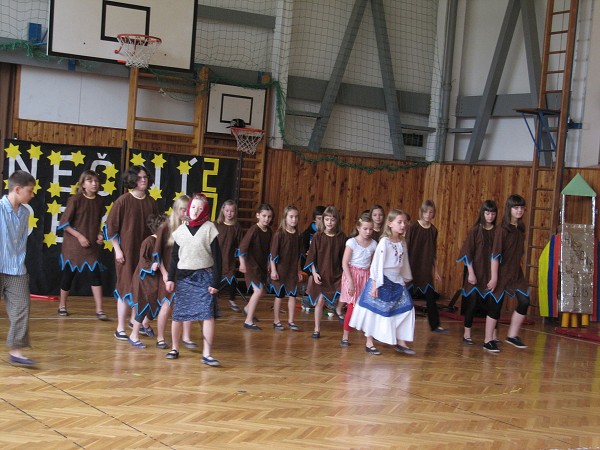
48, 0, 197, 71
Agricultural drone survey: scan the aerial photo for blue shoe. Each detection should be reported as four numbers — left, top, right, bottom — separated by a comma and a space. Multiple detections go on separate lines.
243, 323, 261, 331
8, 354, 35, 366
128, 338, 146, 349
202, 355, 221, 367
143, 326, 155, 338
114, 330, 128, 341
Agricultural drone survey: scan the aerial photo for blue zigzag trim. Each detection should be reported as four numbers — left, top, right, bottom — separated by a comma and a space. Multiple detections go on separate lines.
409, 283, 435, 296
456, 255, 472, 266
221, 275, 237, 284
461, 286, 491, 298
113, 289, 133, 305
131, 300, 161, 320
234, 248, 241, 257
60, 255, 105, 272
305, 291, 339, 307
152, 251, 161, 264
269, 253, 280, 264
102, 224, 120, 243
270, 283, 298, 298
56, 221, 71, 231
139, 267, 156, 281
303, 261, 316, 273
157, 293, 175, 307
248, 281, 266, 291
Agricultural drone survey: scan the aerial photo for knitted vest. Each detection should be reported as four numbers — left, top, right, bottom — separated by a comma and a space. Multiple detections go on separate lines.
172, 222, 218, 270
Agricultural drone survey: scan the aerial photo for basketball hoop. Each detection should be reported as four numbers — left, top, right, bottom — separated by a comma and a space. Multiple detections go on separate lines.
231, 128, 264, 155
114, 34, 162, 68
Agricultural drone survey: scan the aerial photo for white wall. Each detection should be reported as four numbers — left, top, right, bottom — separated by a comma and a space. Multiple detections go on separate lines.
19, 65, 194, 132
449, 0, 598, 166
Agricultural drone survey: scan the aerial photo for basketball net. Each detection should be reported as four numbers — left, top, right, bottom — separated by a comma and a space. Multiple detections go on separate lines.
115, 34, 162, 68
231, 128, 264, 155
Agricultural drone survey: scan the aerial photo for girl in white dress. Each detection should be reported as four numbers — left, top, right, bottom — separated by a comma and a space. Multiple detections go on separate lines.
350, 209, 416, 355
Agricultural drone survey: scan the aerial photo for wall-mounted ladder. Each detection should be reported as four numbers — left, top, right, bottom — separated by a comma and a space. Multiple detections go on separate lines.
523, 0, 579, 307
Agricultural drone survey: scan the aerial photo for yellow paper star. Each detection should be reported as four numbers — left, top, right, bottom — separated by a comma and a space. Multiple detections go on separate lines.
103, 164, 119, 179
43, 232, 58, 247
105, 202, 114, 216
47, 200, 62, 216
47, 182, 63, 198
70, 150, 85, 166
152, 153, 167, 168
5, 143, 20, 159
130, 153, 146, 166
102, 179, 117, 195
165, 207, 173, 216
172, 191, 186, 201
28, 214, 38, 230
148, 185, 162, 200
177, 160, 192, 175
33, 179, 41, 194
3, 179, 7, 189
104, 240, 114, 251
27, 145, 43, 160
70, 183, 78, 194
47, 150, 63, 166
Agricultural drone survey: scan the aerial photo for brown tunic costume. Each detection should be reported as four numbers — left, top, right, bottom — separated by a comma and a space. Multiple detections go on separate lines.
239, 224, 272, 289
490, 223, 529, 302
58, 194, 104, 271
131, 235, 160, 318
405, 221, 438, 294
304, 231, 347, 305
269, 228, 302, 297
457, 225, 495, 297
104, 192, 158, 303
153, 221, 174, 305
216, 222, 243, 283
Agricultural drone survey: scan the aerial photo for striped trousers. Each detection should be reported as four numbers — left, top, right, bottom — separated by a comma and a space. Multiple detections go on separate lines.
0, 273, 30, 349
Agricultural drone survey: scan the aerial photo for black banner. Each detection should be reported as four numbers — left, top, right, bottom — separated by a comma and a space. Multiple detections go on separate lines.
3, 140, 239, 296
129, 149, 239, 220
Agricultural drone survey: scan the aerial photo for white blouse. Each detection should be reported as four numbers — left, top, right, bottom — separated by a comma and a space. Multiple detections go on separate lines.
370, 237, 413, 287
346, 237, 377, 268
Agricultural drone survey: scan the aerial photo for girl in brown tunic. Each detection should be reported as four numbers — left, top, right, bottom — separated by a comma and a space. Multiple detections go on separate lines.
486, 194, 530, 351
104, 165, 158, 341
304, 206, 346, 338
269, 205, 303, 331
456, 200, 498, 345
57, 170, 106, 320
215, 200, 244, 313
128, 214, 166, 348
239, 203, 274, 330
370, 204, 385, 242
406, 199, 446, 333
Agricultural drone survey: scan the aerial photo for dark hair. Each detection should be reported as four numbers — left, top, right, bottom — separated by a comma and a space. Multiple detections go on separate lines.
257, 203, 274, 214
312, 205, 326, 219
502, 194, 526, 231
123, 165, 153, 190
76, 170, 100, 195
8, 170, 35, 191
474, 199, 498, 227
146, 214, 167, 234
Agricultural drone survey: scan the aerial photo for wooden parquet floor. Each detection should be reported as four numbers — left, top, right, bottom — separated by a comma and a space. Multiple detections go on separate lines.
1, 297, 600, 449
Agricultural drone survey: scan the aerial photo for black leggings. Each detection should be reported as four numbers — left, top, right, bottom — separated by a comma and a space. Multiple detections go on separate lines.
462, 292, 479, 328
424, 288, 440, 331
60, 266, 101, 291
487, 291, 530, 320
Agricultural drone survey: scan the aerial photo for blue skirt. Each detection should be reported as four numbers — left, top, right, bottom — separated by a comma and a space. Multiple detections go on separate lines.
172, 269, 215, 321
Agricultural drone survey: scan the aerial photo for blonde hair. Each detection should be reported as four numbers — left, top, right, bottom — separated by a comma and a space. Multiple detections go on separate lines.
216, 199, 238, 225
318, 206, 341, 234
167, 195, 190, 246
279, 205, 299, 231
383, 209, 409, 241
